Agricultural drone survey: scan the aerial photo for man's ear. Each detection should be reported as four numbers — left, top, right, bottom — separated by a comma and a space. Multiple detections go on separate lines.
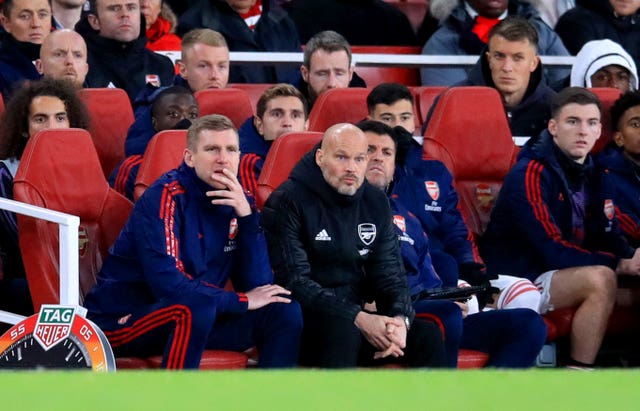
0, 14, 9, 32
253, 115, 264, 136
315, 148, 323, 166
303, 119, 309, 131
530, 55, 540, 73
184, 148, 194, 167
348, 66, 354, 83
548, 118, 557, 137
87, 14, 100, 31
613, 131, 625, 147
300, 65, 308, 82
35, 59, 44, 75
177, 60, 187, 79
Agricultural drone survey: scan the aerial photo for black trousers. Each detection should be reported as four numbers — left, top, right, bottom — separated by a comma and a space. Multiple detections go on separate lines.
299, 310, 447, 368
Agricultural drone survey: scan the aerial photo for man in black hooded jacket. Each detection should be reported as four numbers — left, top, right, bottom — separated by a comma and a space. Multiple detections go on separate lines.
75, 0, 174, 102
262, 123, 446, 368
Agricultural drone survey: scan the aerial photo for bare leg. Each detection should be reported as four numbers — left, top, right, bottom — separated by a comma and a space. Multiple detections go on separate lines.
548, 265, 616, 364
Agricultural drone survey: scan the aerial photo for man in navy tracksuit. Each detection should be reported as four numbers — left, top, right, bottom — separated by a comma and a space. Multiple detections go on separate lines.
238, 83, 308, 196
482, 87, 640, 369
84, 114, 302, 369
596, 91, 640, 248
361, 120, 546, 368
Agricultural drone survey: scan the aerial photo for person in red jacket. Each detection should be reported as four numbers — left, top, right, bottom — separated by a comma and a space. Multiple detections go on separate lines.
141, 0, 181, 52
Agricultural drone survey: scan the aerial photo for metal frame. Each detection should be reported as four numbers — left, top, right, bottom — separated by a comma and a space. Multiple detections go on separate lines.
0, 197, 79, 325
227, 51, 576, 68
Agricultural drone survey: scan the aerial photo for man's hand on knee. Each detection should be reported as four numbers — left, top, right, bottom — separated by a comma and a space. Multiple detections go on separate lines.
354, 311, 403, 354
245, 284, 292, 310
616, 248, 640, 276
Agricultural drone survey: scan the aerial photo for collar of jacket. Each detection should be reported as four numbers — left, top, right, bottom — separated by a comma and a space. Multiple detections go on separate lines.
76, 14, 148, 55
0, 33, 41, 61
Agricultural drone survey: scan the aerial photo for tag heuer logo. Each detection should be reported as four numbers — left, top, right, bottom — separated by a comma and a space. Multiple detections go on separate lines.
358, 223, 377, 245
425, 181, 439, 201
34, 305, 76, 351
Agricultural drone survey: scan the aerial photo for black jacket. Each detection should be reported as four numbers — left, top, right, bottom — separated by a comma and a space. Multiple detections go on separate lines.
555, 0, 640, 70
75, 15, 175, 102
0, 34, 41, 100
262, 148, 415, 323
178, 0, 301, 84
285, 0, 417, 45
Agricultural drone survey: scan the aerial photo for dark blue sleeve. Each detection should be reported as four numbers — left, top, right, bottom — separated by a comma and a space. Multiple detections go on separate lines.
230, 206, 273, 292
501, 160, 618, 269
133, 189, 250, 314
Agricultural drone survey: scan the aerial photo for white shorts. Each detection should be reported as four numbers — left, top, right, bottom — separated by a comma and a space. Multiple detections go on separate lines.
533, 270, 558, 314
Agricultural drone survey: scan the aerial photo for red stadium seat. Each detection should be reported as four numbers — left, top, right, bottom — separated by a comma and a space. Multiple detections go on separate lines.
77, 88, 134, 179
133, 130, 187, 201
13, 129, 133, 311
0, 91, 4, 118
195, 88, 254, 128
255, 131, 323, 209
423, 86, 518, 239
457, 349, 490, 369
588, 87, 622, 154
352, 46, 421, 87
413, 86, 446, 126
228, 83, 272, 114
13, 129, 248, 370
307, 88, 370, 132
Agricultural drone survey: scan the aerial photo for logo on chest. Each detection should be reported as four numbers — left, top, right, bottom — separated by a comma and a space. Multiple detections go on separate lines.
425, 181, 440, 201
604, 199, 615, 221
358, 223, 377, 245
228, 218, 238, 239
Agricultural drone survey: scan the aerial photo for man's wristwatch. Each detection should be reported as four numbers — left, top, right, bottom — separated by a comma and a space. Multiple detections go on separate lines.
402, 316, 410, 330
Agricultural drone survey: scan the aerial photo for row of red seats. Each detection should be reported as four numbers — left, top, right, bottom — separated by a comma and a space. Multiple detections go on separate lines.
12, 123, 489, 368
7, 86, 628, 369
77, 84, 618, 181
58, 85, 444, 179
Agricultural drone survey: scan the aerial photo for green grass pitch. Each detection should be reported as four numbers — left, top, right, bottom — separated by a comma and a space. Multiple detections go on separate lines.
1, 370, 639, 410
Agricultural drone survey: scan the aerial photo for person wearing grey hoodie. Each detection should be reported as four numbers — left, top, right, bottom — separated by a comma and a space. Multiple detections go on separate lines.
420, 0, 569, 87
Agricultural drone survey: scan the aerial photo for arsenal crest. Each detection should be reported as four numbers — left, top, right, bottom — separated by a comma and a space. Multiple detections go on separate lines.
425, 181, 439, 201
145, 74, 160, 87
393, 215, 406, 233
78, 225, 89, 257
604, 199, 615, 220
475, 183, 494, 214
358, 223, 377, 245
229, 218, 238, 239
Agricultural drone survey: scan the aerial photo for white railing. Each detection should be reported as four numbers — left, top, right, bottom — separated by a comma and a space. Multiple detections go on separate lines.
0, 197, 79, 325
227, 51, 576, 68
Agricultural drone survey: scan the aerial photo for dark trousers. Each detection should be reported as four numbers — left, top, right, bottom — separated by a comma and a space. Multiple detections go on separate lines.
89, 293, 303, 369
413, 299, 463, 367
461, 308, 547, 368
299, 310, 447, 368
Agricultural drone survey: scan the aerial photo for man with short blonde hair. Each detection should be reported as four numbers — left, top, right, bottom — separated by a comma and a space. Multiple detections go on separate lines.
176, 28, 230, 91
